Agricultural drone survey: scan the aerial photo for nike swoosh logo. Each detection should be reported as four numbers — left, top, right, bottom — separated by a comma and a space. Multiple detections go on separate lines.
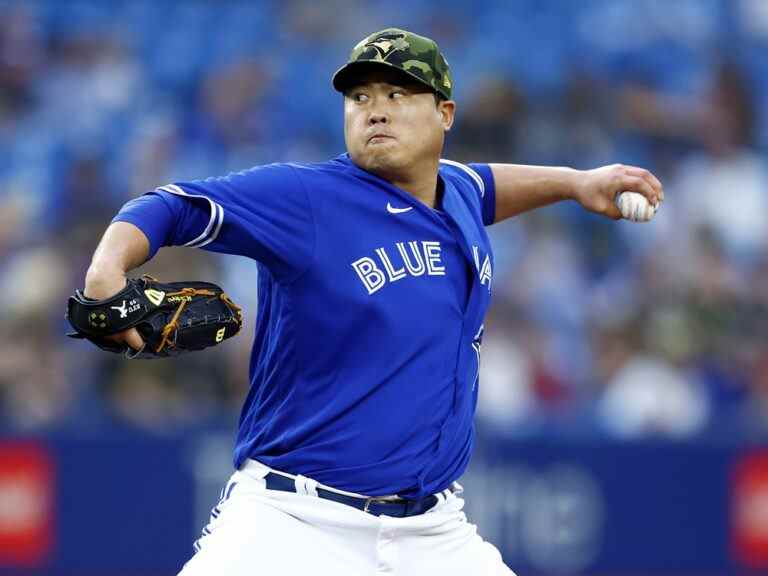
386, 202, 413, 214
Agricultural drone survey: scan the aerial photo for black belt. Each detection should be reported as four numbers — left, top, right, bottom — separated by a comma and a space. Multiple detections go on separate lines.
264, 472, 440, 518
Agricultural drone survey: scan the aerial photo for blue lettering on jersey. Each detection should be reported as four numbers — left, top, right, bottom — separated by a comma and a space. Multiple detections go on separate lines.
472, 245, 493, 291
351, 240, 445, 295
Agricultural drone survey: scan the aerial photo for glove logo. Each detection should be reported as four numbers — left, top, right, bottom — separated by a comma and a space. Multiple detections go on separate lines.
144, 289, 165, 306
110, 300, 129, 319
88, 311, 108, 329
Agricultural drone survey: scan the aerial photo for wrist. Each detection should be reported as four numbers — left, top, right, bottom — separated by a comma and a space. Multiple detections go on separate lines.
562, 168, 585, 203
84, 264, 127, 300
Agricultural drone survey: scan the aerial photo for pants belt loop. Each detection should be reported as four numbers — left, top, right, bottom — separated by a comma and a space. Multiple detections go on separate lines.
294, 474, 319, 497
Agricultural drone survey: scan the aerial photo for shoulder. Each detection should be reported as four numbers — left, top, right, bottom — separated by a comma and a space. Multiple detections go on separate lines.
438, 159, 487, 199
184, 158, 350, 194
287, 154, 360, 180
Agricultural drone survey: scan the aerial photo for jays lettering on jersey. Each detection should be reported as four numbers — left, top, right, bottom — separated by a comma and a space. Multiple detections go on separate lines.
114, 154, 495, 498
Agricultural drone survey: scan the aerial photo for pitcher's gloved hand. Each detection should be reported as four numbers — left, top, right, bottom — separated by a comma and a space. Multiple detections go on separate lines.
66, 275, 243, 359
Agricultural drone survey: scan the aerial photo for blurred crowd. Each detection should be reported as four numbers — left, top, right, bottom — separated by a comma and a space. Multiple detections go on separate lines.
1, 0, 768, 440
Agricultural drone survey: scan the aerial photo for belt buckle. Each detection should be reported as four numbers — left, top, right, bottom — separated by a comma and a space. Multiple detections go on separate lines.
362, 495, 401, 513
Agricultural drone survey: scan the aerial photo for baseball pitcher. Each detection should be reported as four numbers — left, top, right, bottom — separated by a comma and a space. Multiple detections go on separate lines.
76, 28, 663, 575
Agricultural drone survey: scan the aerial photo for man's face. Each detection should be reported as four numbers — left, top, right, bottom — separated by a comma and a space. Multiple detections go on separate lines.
343, 68, 455, 178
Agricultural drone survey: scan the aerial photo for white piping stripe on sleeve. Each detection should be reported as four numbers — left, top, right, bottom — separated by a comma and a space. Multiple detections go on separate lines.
191, 203, 224, 248
155, 184, 223, 248
160, 184, 188, 196
439, 159, 485, 197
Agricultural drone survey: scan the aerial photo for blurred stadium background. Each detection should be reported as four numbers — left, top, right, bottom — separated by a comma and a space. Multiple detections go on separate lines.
1, 0, 768, 574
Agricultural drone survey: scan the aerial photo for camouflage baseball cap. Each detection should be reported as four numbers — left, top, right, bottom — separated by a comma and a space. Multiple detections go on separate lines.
332, 28, 453, 100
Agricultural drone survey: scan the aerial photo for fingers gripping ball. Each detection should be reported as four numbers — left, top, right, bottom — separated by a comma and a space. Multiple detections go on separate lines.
66, 275, 243, 359
615, 191, 658, 222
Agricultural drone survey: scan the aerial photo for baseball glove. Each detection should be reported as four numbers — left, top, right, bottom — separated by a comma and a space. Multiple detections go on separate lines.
66, 275, 243, 359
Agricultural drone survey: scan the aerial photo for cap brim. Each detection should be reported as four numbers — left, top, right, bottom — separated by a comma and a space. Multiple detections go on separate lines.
332, 60, 438, 97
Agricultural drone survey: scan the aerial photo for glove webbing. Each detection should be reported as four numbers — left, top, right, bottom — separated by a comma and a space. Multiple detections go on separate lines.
155, 288, 242, 353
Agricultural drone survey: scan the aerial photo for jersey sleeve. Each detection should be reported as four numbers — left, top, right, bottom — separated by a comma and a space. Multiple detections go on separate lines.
114, 163, 315, 283
439, 160, 496, 225
112, 193, 180, 260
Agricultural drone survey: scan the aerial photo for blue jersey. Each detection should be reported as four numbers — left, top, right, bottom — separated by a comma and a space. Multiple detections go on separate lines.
115, 154, 495, 498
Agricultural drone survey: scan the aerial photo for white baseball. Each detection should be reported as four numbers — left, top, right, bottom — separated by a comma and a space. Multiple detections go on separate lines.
615, 191, 658, 222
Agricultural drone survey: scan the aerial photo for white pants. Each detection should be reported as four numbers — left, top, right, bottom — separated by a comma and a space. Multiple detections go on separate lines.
179, 460, 516, 576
